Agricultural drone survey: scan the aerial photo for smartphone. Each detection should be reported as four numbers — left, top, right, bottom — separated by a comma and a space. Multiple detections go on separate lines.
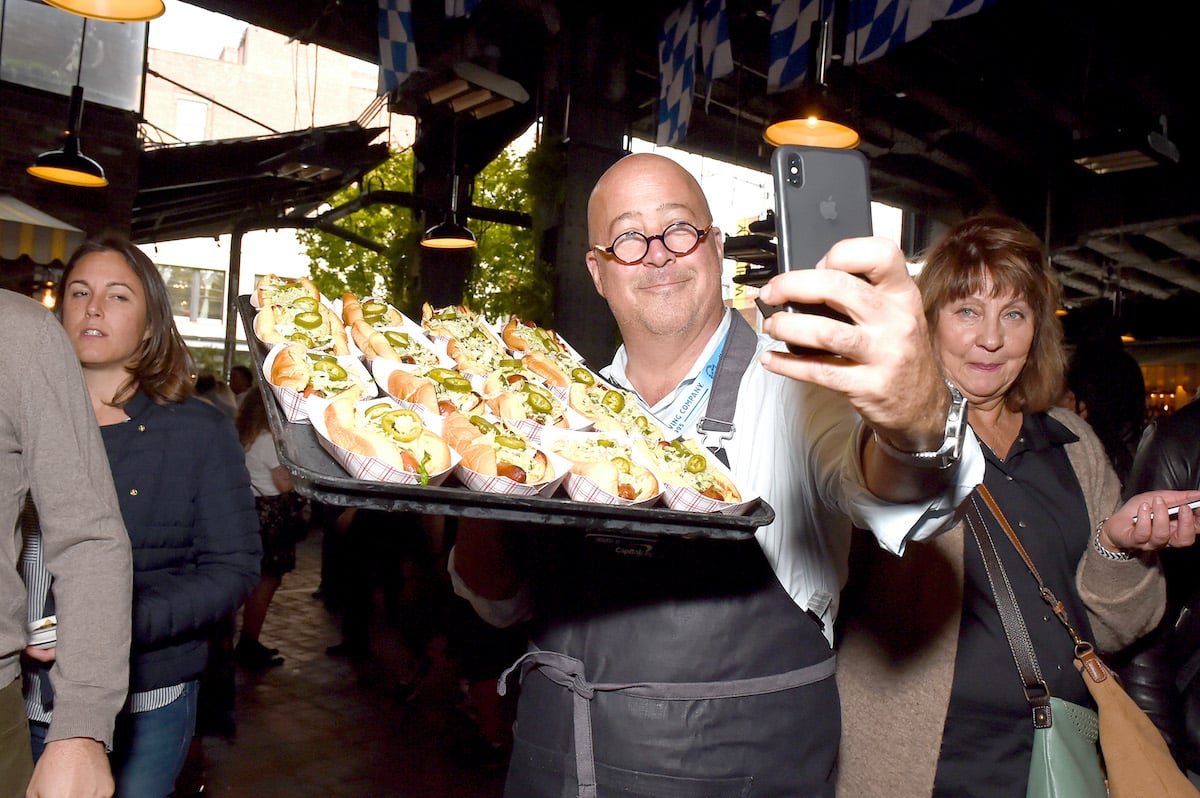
771, 145, 873, 355
1131, 498, 1200, 524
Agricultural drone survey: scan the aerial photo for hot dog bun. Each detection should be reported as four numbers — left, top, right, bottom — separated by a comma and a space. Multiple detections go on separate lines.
634, 438, 740, 502
268, 342, 312, 392
342, 292, 404, 328
441, 411, 553, 484
520, 352, 570, 388
255, 275, 320, 307
254, 303, 350, 355
385, 369, 439, 413
574, 460, 659, 502
324, 387, 451, 476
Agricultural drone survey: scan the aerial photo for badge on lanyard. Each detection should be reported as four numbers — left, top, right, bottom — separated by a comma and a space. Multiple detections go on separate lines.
662, 332, 726, 436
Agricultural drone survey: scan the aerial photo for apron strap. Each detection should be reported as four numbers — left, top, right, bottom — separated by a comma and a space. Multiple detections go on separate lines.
499, 647, 837, 798
696, 310, 759, 465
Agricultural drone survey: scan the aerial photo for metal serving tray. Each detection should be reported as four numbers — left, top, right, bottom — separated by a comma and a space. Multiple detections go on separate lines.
239, 295, 773, 540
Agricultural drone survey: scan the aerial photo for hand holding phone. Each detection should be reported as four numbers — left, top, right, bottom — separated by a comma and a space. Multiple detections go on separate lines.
1131, 497, 1200, 524
770, 145, 873, 355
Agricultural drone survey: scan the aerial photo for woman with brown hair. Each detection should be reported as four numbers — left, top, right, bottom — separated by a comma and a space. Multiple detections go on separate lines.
836, 215, 1198, 797
23, 235, 260, 797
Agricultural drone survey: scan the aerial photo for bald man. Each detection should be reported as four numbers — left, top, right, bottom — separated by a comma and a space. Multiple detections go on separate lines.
451, 153, 983, 797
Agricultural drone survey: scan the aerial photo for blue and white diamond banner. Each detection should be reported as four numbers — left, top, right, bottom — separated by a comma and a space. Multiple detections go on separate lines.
767, 0, 832, 93
445, 0, 482, 17
700, 0, 734, 108
657, 0, 699, 146
378, 0, 417, 94
845, 0, 997, 65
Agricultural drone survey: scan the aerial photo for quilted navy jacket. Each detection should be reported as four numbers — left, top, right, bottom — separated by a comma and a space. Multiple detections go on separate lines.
102, 391, 260, 693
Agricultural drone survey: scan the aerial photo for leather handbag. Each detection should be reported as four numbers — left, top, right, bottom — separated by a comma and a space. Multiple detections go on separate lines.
964, 490, 1106, 798
972, 484, 1200, 798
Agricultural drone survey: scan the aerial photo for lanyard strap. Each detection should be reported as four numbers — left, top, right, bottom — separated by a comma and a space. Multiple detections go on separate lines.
695, 310, 760, 465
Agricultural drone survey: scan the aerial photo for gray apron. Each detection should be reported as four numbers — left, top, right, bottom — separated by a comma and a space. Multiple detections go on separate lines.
500, 312, 840, 797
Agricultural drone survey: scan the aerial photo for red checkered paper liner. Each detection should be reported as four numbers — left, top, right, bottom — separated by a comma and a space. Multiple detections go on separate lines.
262, 343, 377, 424
307, 395, 457, 486
449, 417, 571, 498
538, 427, 662, 507
636, 435, 758, 516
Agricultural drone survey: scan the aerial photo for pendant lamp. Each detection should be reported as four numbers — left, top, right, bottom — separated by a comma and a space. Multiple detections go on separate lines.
763, 16, 860, 149
421, 174, 477, 249
27, 21, 108, 188
43, 0, 164, 22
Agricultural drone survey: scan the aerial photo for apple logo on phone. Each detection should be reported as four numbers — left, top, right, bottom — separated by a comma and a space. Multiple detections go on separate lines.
819, 196, 838, 221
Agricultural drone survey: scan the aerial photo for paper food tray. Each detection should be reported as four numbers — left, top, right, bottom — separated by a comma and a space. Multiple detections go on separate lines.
262, 343, 377, 423
308, 395, 457, 486
539, 427, 663, 507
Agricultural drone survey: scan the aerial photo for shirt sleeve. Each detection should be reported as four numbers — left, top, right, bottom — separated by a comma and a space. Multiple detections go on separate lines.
130, 407, 261, 647
839, 421, 986, 556
447, 547, 534, 628
19, 310, 132, 748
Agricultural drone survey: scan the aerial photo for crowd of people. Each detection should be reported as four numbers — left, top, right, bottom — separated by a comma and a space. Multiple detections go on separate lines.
5, 152, 1200, 798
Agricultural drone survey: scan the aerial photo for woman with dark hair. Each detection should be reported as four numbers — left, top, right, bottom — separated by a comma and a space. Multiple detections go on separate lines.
23, 235, 260, 797
837, 215, 1197, 797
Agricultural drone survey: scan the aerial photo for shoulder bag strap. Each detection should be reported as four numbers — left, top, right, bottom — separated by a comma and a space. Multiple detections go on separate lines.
964, 489, 1054, 728
975, 484, 1091, 652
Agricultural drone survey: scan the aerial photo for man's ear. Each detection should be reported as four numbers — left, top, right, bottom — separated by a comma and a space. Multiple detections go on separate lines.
585, 250, 606, 298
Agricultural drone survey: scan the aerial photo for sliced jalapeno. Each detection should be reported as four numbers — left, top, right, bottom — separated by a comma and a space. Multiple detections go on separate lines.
468, 415, 496, 436
287, 332, 315, 348
634, 416, 652, 433
685, 454, 707, 473
290, 296, 319, 312
312, 360, 348, 381
441, 376, 472, 393
612, 456, 632, 473
495, 434, 526, 450
383, 330, 411, 349
428, 367, 460, 384
381, 409, 421, 442
597, 438, 616, 448
294, 311, 323, 330
601, 390, 625, 414
362, 300, 387, 316
499, 358, 524, 370
525, 391, 553, 415
570, 368, 594, 385
364, 403, 391, 420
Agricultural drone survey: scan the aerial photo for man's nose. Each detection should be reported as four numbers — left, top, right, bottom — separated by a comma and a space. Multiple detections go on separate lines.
640, 236, 674, 268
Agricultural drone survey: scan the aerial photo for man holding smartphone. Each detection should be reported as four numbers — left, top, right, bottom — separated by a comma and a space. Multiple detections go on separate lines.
450, 152, 984, 796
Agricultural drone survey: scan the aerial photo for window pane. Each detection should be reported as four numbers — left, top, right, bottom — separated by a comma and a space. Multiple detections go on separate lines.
197, 269, 225, 321
158, 265, 192, 318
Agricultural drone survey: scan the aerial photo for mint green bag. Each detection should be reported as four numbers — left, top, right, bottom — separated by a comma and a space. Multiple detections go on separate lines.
1027, 696, 1107, 798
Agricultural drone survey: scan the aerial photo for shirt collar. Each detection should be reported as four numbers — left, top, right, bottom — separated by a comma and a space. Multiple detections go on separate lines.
603, 310, 733, 413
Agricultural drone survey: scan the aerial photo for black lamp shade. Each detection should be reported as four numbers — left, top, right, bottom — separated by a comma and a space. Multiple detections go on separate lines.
27, 85, 108, 188
421, 218, 477, 249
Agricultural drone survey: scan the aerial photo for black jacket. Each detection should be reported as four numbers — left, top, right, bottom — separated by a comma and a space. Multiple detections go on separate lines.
104, 392, 260, 693
1122, 398, 1200, 769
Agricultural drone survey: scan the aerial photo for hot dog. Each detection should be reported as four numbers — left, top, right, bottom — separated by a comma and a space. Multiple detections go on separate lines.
442, 411, 554, 484
501, 316, 570, 355
254, 302, 350, 355
324, 386, 451, 482
268, 343, 362, 398
350, 321, 441, 366
568, 381, 665, 439
255, 274, 320, 307
341, 292, 405, 328
634, 437, 741, 502
482, 359, 568, 426
548, 435, 659, 501
421, 304, 507, 375
384, 366, 485, 416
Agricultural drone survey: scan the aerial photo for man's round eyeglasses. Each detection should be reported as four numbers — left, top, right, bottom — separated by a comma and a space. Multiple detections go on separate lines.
594, 221, 713, 266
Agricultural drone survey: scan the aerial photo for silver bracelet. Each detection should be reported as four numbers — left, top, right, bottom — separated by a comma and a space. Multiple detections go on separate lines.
1092, 519, 1133, 561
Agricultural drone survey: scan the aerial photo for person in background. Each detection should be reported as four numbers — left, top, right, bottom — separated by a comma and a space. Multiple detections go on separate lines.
22, 236, 261, 798
228, 364, 254, 407
837, 215, 1196, 797
1121, 395, 1200, 775
1, 289, 132, 798
194, 373, 237, 422
451, 152, 986, 796
234, 388, 303, 669
1064, 309, 1146, 486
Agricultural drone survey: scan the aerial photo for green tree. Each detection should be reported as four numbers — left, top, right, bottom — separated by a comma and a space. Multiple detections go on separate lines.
297, 142, 553, 323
